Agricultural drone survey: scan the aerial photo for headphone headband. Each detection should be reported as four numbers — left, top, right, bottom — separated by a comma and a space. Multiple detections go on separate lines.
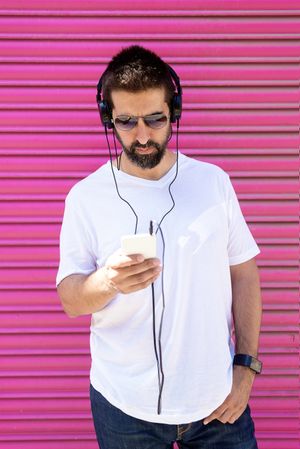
96, 63, 182, 129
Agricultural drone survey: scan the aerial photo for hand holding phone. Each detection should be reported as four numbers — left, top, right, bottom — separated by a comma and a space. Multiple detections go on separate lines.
104, 242, 160, 294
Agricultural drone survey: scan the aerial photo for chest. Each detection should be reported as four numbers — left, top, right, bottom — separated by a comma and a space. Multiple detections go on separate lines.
86, 182, 228, 267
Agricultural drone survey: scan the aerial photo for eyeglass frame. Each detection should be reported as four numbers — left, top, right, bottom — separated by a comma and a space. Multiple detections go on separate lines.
111, 112, 170, 131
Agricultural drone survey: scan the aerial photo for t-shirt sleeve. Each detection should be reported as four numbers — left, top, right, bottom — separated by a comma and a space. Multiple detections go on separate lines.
224, 173, 260, 266
56, 189, 96, 287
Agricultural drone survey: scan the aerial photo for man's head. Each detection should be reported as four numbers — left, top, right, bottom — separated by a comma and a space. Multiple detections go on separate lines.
99, 46, 179, 169
101, 45, 176, 116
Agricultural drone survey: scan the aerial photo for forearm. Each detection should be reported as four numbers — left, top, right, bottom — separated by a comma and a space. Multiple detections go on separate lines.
203, 260, 262, 423
231, 265, 262, 357
57, 253, 161, 318
57, 267, 118, 318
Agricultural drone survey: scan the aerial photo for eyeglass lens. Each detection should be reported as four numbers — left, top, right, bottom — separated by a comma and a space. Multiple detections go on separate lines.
114, 113, 168, 131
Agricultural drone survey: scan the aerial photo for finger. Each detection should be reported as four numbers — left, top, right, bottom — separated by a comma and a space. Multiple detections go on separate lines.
108, 253, 145, 269
227, 414, 238, 424
104, 260, 161, 294
121, 258, 161, 276
125, 266, 162, 288
124, 270, 161, 293
106, 259, 160, 287
211, 402, 244, 424
216, 409, 236, 424
203, 405, 228, 425
226, 406, 246, 424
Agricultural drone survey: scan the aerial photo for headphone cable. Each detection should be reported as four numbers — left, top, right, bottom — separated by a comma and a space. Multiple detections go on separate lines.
112, 127, 122, 170
104, 125, 139, 234
106, 119, 180, 414
152, 118, 180, 414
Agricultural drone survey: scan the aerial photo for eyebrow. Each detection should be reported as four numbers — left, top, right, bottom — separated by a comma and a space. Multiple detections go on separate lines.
148, 111, 164, 116
117, 111, 164, 117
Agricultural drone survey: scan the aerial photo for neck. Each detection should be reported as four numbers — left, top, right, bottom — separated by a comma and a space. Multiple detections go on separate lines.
113, 150, 177, 180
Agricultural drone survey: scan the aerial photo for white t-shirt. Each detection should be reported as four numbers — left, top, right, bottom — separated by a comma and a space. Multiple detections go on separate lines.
56, 152, 260, 424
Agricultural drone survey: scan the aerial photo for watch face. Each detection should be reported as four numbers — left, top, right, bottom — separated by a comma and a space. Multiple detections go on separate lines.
250, 358, 262, 373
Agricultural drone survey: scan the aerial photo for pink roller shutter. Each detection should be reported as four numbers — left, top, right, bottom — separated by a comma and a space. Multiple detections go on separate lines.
0, 1, 299, 448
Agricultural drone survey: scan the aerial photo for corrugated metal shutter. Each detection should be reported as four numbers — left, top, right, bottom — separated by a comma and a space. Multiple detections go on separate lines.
0, 1, 299, 448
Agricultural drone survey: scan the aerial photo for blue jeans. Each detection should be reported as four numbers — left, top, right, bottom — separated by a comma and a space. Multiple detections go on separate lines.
90, 384, 258, 449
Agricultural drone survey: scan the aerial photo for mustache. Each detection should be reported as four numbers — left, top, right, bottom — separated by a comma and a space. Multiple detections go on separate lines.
130, 140, 161, 152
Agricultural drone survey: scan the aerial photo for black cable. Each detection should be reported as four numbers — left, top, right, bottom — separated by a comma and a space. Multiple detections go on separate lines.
151, 281, 162, 410
112, 127, 122, 170
152, 119, 180, 414
105, 119, 180, 415
104, 125, 139, 234
153, 222, 166, 414
157, 119, 179, 230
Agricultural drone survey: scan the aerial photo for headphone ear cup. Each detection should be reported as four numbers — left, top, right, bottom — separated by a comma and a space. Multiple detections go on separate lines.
98, 100, 113, 129
170, 93, 182, 123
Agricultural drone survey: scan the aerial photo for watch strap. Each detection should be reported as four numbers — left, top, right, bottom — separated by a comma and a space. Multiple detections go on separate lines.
233, 353, 262, 374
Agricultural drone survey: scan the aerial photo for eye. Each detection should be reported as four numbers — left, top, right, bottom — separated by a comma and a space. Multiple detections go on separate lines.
114, 115, 137, 131
116, 115, 131, 124
145, 114, 168, 128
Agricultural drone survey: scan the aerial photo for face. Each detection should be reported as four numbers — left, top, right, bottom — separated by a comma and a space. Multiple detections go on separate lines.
111, 88, 171, 169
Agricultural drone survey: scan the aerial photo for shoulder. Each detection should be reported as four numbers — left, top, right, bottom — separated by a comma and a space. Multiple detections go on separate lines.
65, 163, 109, 204
181, 154, 230, 184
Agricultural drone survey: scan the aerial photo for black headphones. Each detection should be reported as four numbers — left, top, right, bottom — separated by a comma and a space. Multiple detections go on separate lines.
96, 64, 182, 129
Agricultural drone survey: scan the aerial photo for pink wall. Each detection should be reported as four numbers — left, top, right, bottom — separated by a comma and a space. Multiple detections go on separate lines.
0, 1, 299, 448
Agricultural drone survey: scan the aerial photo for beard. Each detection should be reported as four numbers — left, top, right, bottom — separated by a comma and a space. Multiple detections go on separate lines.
114, 125, 171, 169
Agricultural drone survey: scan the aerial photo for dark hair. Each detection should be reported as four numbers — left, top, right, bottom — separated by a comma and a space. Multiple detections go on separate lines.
101, 45, 175, 111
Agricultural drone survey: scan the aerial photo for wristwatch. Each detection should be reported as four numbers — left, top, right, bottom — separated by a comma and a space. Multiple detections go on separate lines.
233, 354, 262, 374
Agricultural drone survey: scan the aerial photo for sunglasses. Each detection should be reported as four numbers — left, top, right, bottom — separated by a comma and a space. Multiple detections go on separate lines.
112, 113, 168, 131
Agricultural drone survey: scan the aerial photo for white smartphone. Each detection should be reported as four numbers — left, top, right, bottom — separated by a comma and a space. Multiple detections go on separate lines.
121, 233, 156, 259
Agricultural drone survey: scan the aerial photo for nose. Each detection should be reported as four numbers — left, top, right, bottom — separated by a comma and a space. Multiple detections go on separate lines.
135, 118, 151, 145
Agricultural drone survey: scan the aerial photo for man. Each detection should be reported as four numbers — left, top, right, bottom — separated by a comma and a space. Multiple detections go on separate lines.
56, 45, 262, 449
